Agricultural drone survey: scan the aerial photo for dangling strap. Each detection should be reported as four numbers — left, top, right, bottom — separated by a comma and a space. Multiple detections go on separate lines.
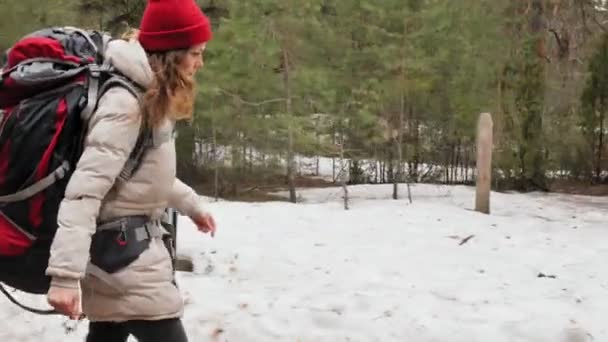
0, 283, 58, 316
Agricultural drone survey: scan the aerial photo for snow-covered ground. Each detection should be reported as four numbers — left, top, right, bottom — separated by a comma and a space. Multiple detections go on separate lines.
0, 184, 606, 341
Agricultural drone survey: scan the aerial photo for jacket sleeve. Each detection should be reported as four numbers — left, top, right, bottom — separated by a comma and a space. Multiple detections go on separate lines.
168, 178, 206, 218
46, 88, 142, 289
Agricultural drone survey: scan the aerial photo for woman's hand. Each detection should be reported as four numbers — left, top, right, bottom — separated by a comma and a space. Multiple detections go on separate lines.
47, 286, 81, 320
191, 212, 216, 237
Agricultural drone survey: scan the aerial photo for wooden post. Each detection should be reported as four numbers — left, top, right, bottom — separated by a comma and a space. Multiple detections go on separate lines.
475, 113, 493, 214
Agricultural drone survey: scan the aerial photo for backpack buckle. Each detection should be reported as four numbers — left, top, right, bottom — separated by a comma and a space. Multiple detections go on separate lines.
116, 223, 128, 246
88, 64, 101, 78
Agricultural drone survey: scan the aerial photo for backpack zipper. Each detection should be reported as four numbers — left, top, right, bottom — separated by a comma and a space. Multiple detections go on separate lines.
0, 108, 10, 138
0, 109, 5, 137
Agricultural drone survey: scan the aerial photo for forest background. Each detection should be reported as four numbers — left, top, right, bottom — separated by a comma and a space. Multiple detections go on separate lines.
2, 0, 607, 202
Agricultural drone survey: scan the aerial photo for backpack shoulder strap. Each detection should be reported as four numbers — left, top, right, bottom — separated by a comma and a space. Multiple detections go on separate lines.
98, 74, 152, 182
98, 73, 142, 100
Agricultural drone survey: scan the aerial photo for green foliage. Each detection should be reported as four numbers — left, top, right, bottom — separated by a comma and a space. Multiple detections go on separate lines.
0, 0, 79, 48
2, 0, 607, 190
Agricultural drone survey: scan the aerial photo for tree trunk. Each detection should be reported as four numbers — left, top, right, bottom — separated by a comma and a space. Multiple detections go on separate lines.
332, 129, 337, 183
340, 138, 349, 210
315, 119, 320, 177
444, 151, 450, 184
241, 135, 246, 174
249, 145, 254, 173
374, 147, 379, 184
413, 115, 420, 182
282, 48, 297, 203
394, 92, 405, 200
446, 142, 455, 184
461, 144, 466, 183
455, 141, 462, 183
450, 143, 456, 184
332, 156, 336, 183
464, 145, 470, 183
212, 119, 219, 202
231, 145, 239, 176
597, 109, 605, 180
348, 159, 352, 184
407, 77, 418, 181
395, 21, 408, 199
387, 146, 394, 183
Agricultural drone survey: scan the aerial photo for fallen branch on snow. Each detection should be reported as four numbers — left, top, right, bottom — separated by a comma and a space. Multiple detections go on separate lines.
459, 235, 475, 245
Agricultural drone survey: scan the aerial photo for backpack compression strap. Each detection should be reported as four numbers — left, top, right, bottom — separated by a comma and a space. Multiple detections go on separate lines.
0, 161, 70, 205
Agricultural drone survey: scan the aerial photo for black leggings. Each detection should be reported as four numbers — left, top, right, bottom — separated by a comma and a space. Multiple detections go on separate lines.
85, 318, 188, 342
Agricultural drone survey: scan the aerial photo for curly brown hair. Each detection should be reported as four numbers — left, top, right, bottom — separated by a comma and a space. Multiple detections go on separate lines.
144, 51, 195, 128
121, 28, 195, 128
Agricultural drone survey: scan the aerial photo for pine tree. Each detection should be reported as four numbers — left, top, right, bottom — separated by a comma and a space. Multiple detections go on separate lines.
581, 32, 608, 181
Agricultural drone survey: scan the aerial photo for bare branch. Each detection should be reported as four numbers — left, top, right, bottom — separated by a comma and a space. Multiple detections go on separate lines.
459, 235, 475, 246
591, 10, 608, 33
218, 88, 289, 107
579, 0, 594, 36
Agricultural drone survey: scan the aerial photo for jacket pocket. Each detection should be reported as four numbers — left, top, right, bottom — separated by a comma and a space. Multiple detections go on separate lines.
90, 225, 151, 274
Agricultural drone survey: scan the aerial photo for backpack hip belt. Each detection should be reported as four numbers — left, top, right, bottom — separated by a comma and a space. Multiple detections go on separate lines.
90, 216, 168, 275
97, 216, 166, 241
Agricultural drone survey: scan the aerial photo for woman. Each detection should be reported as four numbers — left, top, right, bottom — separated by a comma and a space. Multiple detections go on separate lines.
45, 0, 216, 341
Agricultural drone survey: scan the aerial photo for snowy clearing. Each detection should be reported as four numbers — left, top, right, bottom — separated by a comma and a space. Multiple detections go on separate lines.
0, 184, 606, 342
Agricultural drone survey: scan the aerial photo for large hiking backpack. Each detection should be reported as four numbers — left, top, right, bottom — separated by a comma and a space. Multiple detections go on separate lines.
0, 27, 150, 305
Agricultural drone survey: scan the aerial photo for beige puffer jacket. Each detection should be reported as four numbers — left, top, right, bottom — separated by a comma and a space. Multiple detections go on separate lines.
45, 39, 206, 322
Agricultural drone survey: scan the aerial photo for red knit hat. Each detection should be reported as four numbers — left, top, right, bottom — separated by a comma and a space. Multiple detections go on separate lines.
138, 0, 212, 52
